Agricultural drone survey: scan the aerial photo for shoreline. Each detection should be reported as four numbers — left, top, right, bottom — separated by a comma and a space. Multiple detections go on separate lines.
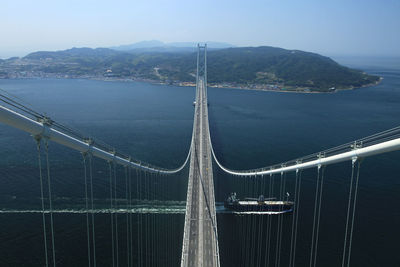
203, 77, 383, 94
0, 75, 383, 94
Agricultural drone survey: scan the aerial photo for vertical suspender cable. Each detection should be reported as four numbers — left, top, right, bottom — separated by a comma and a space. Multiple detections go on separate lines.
292, 170, 302, 267
275, 172, 284, 267
243, 175, 248, 266
145, 171, 148, 265
232, 174, 237, 264
264, 174, 274, 267
289, 169, 299, 267
149, 172, 152, 265
163, 173, 166, 265
35, 138, 49, 267
137, 169, 141, 267
144, 171, 148, 265
154, 173, 162, 266
88, 154, 97, 267
129, 167, 133, 267
240, 177, 246, 267
256, 175, 265, 267
277, 171, 286, 267
347, 160, 362, 267
108, 162, 115, 267
154, 173, 157, 266
150, 172, 154, 266
309, 166, 321, 267
244, 174, 251, 266
166, 173, 170, 267
113, 162, 119, 267
313, 166, 325, 267
277, 172, 284, 264
155, 172, 158, 266
254, 175, 259, 266
147, 171, 150, 266
310, 164, 325, 267
161, 173, 163, 265
164, 173, 168, 266
155, 173, 159, 266
157, 172, 161, 266
248, 174, 253, 266
240, 175, 246, 267
44, 139, 56, 267
82, 153, 91, 267
342, 158, 356, 267
125, 167, 130, 267
250, 175, 257, 267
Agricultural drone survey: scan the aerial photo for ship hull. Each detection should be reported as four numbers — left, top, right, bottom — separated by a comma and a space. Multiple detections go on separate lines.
224, 201, 293, 214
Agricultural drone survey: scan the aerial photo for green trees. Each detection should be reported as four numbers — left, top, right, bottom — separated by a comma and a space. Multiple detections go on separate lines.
18, 46, 379, 91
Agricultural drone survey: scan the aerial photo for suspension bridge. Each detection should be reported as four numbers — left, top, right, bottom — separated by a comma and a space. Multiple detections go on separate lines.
0, 44, 400, 266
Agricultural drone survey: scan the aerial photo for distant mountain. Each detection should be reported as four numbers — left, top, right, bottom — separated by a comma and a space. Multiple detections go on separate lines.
111, 40, 235, 52
1, 46, 380, 92
111, 40, 165, 50
115, 46, 197, 54
168, 42, 234, 48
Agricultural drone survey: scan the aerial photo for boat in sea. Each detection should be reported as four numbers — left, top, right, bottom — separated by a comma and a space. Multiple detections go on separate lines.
224, 192, 294, 214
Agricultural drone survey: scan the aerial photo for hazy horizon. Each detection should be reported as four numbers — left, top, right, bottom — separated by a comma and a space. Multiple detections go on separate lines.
2, 0, 399, 59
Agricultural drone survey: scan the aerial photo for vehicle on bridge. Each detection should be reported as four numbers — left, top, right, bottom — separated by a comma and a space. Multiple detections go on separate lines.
224, 192, 294, 214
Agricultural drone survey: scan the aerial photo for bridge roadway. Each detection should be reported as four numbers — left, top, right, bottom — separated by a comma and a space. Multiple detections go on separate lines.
181, 77, 219, 267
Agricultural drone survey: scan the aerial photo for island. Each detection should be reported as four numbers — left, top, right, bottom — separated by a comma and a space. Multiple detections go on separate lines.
0, 46, 380, 93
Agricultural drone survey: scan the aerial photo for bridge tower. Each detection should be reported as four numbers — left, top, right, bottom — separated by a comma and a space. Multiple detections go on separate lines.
181, 44, 220, 267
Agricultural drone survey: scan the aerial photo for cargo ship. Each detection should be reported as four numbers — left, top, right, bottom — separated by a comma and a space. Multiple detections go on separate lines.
224, 192, 294, 214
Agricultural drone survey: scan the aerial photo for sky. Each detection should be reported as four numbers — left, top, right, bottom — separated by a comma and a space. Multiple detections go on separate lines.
1, 0, 399, 58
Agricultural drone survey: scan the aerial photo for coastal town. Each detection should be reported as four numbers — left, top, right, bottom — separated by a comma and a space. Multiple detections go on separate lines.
0, 47, 381, 93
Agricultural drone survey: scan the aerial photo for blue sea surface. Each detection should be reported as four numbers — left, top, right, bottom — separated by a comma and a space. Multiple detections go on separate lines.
0, 56, 399, 266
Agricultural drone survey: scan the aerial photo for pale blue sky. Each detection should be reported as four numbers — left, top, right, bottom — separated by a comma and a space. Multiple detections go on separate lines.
1, 0, 399, 58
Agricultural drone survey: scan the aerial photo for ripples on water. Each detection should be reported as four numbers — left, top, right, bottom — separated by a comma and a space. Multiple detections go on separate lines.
0, 58, 400, 266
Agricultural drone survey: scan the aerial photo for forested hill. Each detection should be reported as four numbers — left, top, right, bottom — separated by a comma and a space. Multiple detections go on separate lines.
206, 47, 379, 89
2, 46, 380, 91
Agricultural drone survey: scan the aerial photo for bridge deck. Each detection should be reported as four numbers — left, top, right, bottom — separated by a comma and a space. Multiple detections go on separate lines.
181, 78, 219, 267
